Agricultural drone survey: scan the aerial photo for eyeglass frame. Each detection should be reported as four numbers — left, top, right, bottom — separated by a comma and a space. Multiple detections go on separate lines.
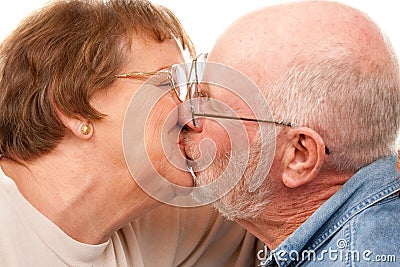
115, 64, 189, 102
115, 54, 330, 155
186, 54, 331, 155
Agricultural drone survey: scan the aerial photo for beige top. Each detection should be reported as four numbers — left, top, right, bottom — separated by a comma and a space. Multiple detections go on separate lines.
0, 167, 258, 266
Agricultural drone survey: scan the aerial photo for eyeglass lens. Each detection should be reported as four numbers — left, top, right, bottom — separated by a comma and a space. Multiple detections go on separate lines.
170, 65, 188, 102
189, 54, 207, 127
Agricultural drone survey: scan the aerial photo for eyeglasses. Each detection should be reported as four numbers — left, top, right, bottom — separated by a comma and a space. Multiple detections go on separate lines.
186, 54, 331, 155
115, 60, 193, 102
115, 54, 330, 155
186, 54, 294, 126
115, 54, 208, 104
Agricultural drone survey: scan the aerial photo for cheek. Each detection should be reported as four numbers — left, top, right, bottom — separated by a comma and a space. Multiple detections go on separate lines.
143, 98, 193, 187
191, 119, 254, 177
205, 121, 232, 155
189, 119, 232, 165
144, 97, 180, 163
147, 96, 178, 127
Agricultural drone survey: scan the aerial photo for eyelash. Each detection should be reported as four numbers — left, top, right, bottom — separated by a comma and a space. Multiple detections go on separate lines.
151, 74, 170, 88
158, 80, 171, 87
198, 89, 210, 102
200, 91, 208, 98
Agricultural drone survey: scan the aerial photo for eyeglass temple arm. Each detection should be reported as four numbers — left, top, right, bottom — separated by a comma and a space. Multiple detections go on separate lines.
192, 112, 294, 127
115, 70, 169, 78
192, 112, 331, 155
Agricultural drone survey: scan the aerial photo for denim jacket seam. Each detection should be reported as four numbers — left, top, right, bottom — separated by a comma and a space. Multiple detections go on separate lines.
371, 191, 399, 206
343, 223, 352, 267
294, 182, 399, 266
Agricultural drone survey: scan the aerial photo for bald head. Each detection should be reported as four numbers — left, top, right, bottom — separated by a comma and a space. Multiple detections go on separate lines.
209, 1, 400, 171
210, 1, 389, 85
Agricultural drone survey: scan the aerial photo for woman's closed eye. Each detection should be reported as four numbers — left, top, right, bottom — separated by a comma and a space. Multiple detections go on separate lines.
158, 79, 172, 89
151, 73, 172, 90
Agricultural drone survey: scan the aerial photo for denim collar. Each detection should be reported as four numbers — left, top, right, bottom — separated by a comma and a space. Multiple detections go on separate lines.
268, 155, 400, 267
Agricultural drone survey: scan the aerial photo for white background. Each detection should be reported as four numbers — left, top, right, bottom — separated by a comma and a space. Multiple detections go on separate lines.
0, 1, 399, 57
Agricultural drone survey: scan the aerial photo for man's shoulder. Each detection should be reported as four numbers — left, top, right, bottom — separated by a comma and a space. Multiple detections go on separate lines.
349, 192, 400, 247
316, 193, 400, 265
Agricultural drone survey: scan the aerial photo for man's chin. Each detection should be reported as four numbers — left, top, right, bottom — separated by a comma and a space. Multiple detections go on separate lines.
192, 182, 235, 221
191, 168, 234, 205
192, 160, 271, 221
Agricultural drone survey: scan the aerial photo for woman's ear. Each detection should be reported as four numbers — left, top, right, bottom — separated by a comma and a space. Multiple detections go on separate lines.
54, 106, 93, 140
281, 127, 326, 188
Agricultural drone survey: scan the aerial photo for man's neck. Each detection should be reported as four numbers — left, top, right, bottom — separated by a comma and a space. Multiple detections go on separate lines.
238, 172, 352, 249
0, 151, 159, 245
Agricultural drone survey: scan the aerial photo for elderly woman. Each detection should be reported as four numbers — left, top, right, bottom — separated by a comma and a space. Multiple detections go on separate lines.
0, 0, 257, 266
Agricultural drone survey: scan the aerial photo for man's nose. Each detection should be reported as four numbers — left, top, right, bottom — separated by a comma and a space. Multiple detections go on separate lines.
178, 100, 203, 132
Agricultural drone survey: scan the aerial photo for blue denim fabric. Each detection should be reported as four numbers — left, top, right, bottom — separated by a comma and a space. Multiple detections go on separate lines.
259, 155, 400, 267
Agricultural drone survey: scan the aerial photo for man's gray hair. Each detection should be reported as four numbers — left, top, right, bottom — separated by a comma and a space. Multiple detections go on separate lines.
264, 38, 400, 171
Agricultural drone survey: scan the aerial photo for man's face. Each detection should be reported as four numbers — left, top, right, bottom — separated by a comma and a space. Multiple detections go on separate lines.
181, 59, 276, 219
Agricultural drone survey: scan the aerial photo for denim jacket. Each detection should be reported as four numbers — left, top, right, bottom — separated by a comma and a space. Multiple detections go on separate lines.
259, 155, 400, 266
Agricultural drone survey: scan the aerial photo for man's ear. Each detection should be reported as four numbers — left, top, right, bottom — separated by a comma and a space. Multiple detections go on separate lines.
281, 127, 326, 188
54, 106, 93, 140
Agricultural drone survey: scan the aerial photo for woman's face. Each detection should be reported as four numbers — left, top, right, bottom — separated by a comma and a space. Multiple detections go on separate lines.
89, 35, 193, 201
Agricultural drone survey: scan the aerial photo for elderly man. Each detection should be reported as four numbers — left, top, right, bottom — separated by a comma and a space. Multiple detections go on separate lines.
182, 1, 400, 266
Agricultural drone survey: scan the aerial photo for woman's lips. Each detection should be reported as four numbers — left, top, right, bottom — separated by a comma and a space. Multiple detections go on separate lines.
178, 137, 185, 149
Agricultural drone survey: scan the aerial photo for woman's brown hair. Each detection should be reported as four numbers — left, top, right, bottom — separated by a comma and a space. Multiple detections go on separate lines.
0, 0, 194, 161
